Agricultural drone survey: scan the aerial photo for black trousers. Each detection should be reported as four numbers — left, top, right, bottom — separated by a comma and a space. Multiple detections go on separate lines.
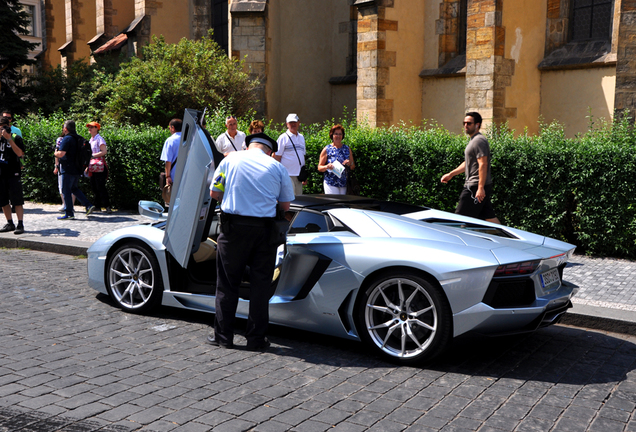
214, 218, 277, 346
90, 170, 110, 209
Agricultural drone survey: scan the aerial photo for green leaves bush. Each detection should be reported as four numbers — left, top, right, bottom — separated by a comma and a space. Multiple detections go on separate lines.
16, 112, 636, 258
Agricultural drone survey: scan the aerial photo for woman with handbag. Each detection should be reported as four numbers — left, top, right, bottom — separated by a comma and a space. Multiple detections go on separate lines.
317, 124, 356, 194
86, 122, 112, 213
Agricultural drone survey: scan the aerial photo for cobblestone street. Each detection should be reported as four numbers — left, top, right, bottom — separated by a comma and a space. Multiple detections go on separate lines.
1, 249, 636, 431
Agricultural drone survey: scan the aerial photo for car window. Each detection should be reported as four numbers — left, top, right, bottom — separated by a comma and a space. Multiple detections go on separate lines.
289, 210, 329, 234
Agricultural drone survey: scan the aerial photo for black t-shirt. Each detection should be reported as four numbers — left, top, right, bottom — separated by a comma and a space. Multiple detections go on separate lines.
0, 133, 25, 178
59, 134, 79, 175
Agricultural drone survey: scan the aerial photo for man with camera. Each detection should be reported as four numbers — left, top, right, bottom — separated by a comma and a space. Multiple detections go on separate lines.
0, 117, 26, 234
1, 109, 22, 137
274, 114, 306, 195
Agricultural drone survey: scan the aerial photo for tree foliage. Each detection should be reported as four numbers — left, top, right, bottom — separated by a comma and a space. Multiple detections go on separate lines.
0, 0, 37, 112
24, 55, 121, 118
102, 32, 259, 126
24, 61, 94, 115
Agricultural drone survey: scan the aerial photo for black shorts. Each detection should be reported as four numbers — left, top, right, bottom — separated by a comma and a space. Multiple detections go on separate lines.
0, 175, 25, 207
455, 183, 496, 220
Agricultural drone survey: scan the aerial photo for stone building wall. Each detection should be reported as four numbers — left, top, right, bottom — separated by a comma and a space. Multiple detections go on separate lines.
464, 0, 515, 127
230, 12, 267, 117
355, 0, 397, 126
615, 0, 636, 122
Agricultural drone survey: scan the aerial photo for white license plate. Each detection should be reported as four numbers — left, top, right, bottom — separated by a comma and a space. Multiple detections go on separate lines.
540, 268, 560, 288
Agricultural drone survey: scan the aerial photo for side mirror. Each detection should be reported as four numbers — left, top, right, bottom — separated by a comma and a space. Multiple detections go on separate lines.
138, 200, 167, 221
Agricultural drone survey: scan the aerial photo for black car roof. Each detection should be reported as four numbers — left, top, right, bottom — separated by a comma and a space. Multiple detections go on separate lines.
291, 194, 428, 215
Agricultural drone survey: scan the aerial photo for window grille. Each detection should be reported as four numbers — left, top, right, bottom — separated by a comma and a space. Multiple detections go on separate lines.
21, 4, 36, 36
571, 0, 613, 41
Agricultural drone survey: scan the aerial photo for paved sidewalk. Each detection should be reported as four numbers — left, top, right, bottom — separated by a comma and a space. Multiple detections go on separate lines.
1, 202, 635, 335
0, 202, 147, 255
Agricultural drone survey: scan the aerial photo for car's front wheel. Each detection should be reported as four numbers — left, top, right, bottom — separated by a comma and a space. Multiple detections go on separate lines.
356, 271, 452, 364
106, 242, 163, 313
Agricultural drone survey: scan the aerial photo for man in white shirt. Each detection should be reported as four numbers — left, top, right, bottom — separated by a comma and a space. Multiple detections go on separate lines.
215, 116, 246, 156
274, 113, 306, 195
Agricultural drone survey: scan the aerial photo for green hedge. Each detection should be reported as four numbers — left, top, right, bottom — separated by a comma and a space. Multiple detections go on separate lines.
16, 113, 636, 258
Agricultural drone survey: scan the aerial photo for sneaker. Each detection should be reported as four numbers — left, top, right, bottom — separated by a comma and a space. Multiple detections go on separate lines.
0, 223, 15, 233
105, 207, 113, 214
86, 205, 95, 216
14, 225, 24, 235
57, 215, 75, 220
58, 207, 66, 213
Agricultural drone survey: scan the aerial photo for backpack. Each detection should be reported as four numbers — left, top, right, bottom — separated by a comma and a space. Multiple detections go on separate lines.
72, 134, 92, 172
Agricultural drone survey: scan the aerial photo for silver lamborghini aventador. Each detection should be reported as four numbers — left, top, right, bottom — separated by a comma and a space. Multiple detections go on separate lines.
87, 109, 577, 364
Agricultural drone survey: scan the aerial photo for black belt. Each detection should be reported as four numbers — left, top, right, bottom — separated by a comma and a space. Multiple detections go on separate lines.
222, 213, 273, 227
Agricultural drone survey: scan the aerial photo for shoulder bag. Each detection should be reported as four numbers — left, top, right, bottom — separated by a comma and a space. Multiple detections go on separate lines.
288, 133, 309, 182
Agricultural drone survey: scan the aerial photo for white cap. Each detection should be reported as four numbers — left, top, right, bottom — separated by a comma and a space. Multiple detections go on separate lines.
286, 113, 299, 123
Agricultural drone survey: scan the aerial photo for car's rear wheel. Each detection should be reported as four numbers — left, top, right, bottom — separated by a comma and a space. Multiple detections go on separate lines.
106, 242, 163, 313
356, 271, 452, 364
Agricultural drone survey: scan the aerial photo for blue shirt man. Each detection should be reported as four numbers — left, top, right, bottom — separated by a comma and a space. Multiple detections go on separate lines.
160, 119, 183, 184
208, 132, 294, 351
211, 147, 294, 218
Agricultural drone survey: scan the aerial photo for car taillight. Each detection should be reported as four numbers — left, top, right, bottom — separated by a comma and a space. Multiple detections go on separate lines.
494, 260, 540, 277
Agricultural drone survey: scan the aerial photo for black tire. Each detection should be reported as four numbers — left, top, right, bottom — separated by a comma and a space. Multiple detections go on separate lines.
106, 242, 164, 313
356, 270, 452, 364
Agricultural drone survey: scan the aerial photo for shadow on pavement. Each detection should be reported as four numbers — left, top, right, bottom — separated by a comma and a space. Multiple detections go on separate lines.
95, 293, 636, 387
78, 215, 140, 223
27, 228, 80, 237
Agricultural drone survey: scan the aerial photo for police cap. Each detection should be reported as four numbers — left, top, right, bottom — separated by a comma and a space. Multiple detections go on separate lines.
245, 132, 278, 152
